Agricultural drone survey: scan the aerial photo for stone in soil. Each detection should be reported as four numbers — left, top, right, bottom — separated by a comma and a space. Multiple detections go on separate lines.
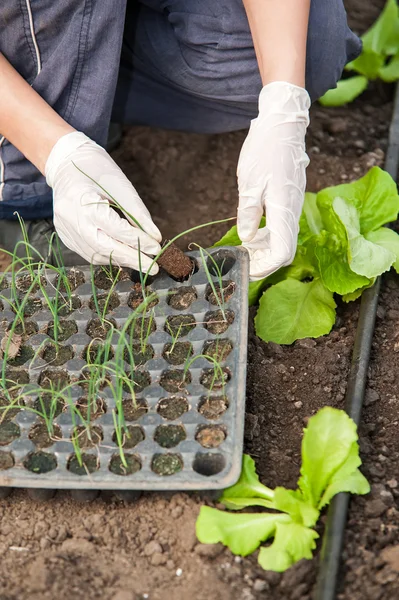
157, 396, 189, 420
195, 425, 226, 448
198, 396, 229, 420
0, 451, 14, 470
89, 291, 120, 314
29, 421, 62, 448
162, 341, 193, 365
72, 425, 103, 449
125, 343, 154, 366
112, 425, 145, 449
47, 319, 78, 342
151, 453, 183, 476
86, 317, 116, 340
67, 452, 99, 475
0, 421, 20, 446
157, 242, 195, 281
164, 314, 196, 338
119, 398, 148, 421
203, 339, 233, 362
56, 268, 85, 292
6, 345, 34, 367
127, 283, 159, 311
168, 286, 197, 310
154, 424, 186, 448
109, 453, 141, 476
204, 309, 235, 334
93, 266, 131, 290
75, 396, 107, 420
23, 451, 57, 474
205, 280, 236, 305
159, 369, 191, 393
38, 368, 70, 390
123, 369, 151, 394
200, 367, 230, 389
42, 344, 74, 366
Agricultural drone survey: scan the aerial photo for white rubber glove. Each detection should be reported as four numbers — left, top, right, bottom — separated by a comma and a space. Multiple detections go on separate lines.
237, 82, 310, 280
45, 131, 162, 273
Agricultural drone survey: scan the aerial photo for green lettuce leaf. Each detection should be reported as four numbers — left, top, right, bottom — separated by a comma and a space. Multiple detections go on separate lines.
254, 278, 336, 345
342, 278, 375, 302
347, 52, 385, 80
359, 0, 399, 56
365, 227, 399, 272
196, 507, 290, 556
258, 523, 319, 572
317, 167, 399, 234
221, 454, 274, 504
318, 76, 368, 106
273, 487, 319, 528
299, 193, 323, 243
379, 51, 399, 81
298, 407, 362, 508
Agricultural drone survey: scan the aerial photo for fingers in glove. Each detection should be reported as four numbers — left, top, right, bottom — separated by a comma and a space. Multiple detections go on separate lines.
237, 201, 264, 243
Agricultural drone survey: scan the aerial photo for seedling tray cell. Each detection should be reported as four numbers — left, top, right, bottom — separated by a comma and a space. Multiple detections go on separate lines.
0, 247, 248, 490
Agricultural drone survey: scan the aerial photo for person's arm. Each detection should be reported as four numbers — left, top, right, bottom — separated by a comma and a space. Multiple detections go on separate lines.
237, 2, 311, 280
0, 53, 161, 272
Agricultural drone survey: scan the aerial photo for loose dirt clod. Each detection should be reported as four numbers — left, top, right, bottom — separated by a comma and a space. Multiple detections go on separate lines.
154, 424, 186, 448
72, 425, 103, 449
86, 317, 116, 340
47, 319, 78, 342
168, 286, 198, 310
23, 451, 57, 474
159, 369, 191, 393
0, 451, 14, 470
151, 453, 183, 476
0, 421, 20, 446
157, 242, 195, 281
112, 425, 145, 449
204, 309, 235, 335
120, 398, 148, 421
157, 396, 189, 420
195, 425, 226, 448
29, 422, 62, 448
67, 453, 98, 476
109, 453, 141, 476
127, 283, 159, 311
162, 341, 193, 365
42, 344, 74, 366
198, 396, 229, 420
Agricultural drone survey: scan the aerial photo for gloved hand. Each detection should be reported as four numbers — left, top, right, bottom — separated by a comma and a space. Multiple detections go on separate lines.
237, 82, 310, 280
45, 131, 162, 273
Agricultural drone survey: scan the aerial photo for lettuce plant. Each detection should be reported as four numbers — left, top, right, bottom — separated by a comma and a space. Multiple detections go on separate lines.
215, 167, 399, 344
196, 407, 369, 572
320, 0, 399, 106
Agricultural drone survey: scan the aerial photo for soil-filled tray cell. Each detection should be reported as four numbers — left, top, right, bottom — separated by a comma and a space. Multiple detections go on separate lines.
0, 246, 248, 490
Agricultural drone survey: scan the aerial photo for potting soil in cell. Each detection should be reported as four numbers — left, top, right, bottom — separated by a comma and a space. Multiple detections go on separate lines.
0, 248, 248, 490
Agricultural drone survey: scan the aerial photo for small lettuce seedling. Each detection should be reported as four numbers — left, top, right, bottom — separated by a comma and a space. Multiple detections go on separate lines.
215, 167, 399, 344
196, 407, 369, 572
320, 0, 399, 106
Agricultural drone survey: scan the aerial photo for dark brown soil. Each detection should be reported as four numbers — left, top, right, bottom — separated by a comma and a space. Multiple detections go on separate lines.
82, 341, 114, 364
58, 295, 82, 317
127, 283, 159, 311
56, 268, 85, 292
23, 451, 57, 474
47, 319, 78, 342
195, 425, 227, 448
4, 367, 29, 388
206, 280, 236, 305
29, 422, 62, 448
168, 285, 198, 310
200, 367, 231, 390
125, 343, 155, 366
0, 450, 14, 470
204, 309, 235, 334
151, 453, 183, 476
38, 368, 70, 390
42, 344, 74, 366
9, 319, 38, 337
109, 453, 141, 476
6, 345, 34, 366
72, 425, 103, 449
67, 453, 99, 476
93, 266, 131, 290
123, 369, 151, 394
198, 395, 229, 420
159, 369, 191, 393
203, 339, 233, 362
33, 394, 64, 419
15, 274, 46, 294
0, 394, 23, 421
162, 341, 193, 365
0, 421, 20, 446
112, 425, 145, 449
75, 396, 107, 420
129, 314, 157, 338
120, 397, 148, 421
157, 396, 189, 420
164, 314, 196, 338
157, 242, 195, 281
86, 317, 116, 340
154, 424, 186, 448
15, 296, 42, 317
89, 291, 120, 314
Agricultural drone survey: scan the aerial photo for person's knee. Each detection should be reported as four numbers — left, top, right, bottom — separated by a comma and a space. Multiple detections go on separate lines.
305, 0, 362, 101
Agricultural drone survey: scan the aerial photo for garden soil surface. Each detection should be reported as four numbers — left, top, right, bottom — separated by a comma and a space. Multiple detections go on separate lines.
2, 1, 399, 599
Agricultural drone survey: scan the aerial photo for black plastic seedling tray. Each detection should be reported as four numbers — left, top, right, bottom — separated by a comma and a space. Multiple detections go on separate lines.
0, 247, 249, 491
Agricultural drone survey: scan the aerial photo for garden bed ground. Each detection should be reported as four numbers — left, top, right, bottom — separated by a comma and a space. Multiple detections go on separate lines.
1, 1, 399, 599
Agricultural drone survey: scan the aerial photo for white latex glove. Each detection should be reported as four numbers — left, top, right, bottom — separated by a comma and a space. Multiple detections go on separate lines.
45, 131, 162, 273
237, 82, 310, 280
